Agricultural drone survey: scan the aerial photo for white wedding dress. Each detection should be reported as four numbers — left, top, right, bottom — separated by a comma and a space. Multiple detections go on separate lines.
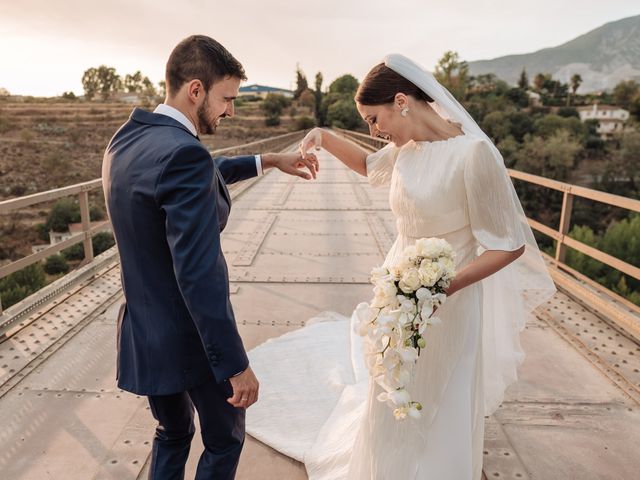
246, 132, 551, 479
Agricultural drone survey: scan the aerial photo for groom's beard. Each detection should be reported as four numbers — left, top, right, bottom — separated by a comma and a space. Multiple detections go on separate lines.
197, 95, 218, 135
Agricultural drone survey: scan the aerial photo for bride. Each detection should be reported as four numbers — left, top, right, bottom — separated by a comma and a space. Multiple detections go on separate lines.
245, 54, 555, 479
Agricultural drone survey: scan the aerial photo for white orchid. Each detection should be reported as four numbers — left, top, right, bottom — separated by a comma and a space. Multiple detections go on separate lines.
360, 237, 456, 421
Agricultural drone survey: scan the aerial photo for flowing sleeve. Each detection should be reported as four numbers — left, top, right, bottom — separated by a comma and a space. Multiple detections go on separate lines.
463, 138, 556, 416
365, 143, 399, 187
464, 139, 527, 251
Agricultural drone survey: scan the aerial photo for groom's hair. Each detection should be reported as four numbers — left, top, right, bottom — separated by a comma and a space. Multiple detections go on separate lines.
356, 63, 433, 105
165, 35, 247, 97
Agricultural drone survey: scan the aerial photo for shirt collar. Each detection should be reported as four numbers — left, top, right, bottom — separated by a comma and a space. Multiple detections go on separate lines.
153, 104, 198, 137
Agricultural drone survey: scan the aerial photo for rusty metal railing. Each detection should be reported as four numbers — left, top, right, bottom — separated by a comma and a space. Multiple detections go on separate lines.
335, 127, 640, 288
0, 130, 308, 314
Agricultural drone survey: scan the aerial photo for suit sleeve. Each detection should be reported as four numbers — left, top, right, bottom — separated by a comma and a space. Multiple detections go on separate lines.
155, 144, 249, 383
214, 155, 258, 184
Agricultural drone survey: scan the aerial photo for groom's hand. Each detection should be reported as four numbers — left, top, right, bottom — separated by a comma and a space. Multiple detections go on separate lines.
261, 152, 319, 180
227, 366, 259, 409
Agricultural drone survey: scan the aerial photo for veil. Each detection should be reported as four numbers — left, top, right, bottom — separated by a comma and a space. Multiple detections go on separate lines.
384, 53, 557, 415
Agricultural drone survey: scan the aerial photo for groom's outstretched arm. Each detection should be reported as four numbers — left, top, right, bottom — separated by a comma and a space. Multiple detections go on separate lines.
156, 143, 249, 383
214, 155, 259, 184
215, 152, 319, 183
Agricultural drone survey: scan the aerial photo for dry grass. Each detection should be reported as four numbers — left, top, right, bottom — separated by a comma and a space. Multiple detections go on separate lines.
0, 99, 300, 261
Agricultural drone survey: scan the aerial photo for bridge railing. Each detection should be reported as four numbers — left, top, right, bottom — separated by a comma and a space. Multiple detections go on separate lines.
335, 127, 640, 296
0, 130, 308, 315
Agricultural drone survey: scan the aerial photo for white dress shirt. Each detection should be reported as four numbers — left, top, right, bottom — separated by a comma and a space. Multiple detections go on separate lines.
153, 104, 263, 176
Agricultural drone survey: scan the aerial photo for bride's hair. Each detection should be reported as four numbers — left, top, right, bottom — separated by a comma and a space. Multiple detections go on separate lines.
356, 63, 433, 105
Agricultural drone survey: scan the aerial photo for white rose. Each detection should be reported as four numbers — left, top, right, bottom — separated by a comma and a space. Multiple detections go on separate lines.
416, 238, 441, 258
399, 268, 421, 293
389, 266, 403, 281
371, 266, 389, 280
418, 261, 440, 287
402, 245, 418, 260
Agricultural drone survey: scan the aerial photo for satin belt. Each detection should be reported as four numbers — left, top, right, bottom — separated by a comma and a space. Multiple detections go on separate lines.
395, 207, 468, 240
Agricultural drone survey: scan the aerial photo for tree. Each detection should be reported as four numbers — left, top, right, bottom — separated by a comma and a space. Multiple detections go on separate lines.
47, 198, 80, 232
570, 74, 582, 96
158, 80, 167, 99
44, 255, 70, 275
295, 116, 316, 130
514, 130, 582, 181
298, 89, 316, 109
326, 99, 362, 129
141, 76, 158, 105
609, 129, 640, 193
261, 93, 291, 126
481, 111, 511, 143
568, 74, 582, 106
0, 87, 10, 97
83, 65, 121, 101
93, 232, 115, 255
505, 88, 529, 108
0, 264, 46, 309
518, 69, 529, 89
565, 225, 604, 279
533, 114, 587, 142
481, 111, 533, 143
96, 65, 121, 101
61, 91, 77, 100
82, 67, 100, 100
434, 51, 469, 101
613, 80, 639, 109
124, 71, 144, 93
328, 74, 359, 96
322, 75, 362, 130
314, 72, 326, 125
293, 64, 308, 100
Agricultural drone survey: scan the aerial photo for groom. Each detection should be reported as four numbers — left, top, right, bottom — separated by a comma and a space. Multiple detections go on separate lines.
102, 35, 318, 479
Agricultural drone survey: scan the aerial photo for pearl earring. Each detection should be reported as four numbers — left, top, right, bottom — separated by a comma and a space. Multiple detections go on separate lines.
401, 107, 409, 117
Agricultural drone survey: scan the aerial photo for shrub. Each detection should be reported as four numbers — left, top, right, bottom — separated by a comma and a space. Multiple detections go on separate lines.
93, 232, 115, 255
0, 264, 46, 309
44, 255, 70, 275
294, 116, 316, 130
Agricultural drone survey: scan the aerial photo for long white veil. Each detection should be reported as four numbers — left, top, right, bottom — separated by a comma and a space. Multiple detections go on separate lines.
384, 53, 557, 415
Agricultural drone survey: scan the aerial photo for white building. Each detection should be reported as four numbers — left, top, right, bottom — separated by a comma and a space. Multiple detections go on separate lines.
577, 104, 630, 138
238, 84, 294, 99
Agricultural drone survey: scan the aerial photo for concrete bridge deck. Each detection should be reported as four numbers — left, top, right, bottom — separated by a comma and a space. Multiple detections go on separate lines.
0, 148, 639, 479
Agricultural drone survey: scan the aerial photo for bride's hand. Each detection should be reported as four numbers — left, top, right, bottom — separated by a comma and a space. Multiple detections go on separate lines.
299, 128, 323, 159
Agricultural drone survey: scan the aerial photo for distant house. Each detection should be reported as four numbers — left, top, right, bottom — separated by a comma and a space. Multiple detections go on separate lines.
32, 222, 105, 254
526, 91, 542, 107
238, 84, 294, 99
111, 92, 142, 104
577, 104, 630, 139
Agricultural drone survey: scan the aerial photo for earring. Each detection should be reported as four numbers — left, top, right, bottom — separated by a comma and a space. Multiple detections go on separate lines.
401, 107, 409, 117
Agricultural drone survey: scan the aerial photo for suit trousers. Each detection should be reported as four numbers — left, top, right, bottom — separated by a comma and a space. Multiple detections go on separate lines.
147, 376, 245, 480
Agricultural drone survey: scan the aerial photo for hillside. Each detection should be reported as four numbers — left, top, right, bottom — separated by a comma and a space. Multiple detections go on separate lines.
468, 14, 640, 92
0, 99, 298, 201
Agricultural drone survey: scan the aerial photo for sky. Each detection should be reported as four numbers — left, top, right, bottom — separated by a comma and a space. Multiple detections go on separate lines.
1, 0, 638, 97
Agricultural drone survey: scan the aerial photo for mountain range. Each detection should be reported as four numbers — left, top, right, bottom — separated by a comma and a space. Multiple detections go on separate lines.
468, 14, 640, 92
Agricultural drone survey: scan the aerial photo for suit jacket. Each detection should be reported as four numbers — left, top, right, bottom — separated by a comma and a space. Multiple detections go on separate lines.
102, 107, 258, 395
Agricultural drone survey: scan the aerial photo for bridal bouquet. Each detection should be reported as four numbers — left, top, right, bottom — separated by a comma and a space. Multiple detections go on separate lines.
355, 237, 456, 420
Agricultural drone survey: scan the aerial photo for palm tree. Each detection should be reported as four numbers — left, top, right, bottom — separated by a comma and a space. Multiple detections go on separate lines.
568, 74, 583, 106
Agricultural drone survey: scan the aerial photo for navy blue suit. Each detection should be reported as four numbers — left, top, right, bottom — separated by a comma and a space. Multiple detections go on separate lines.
102, 108, 258, 479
